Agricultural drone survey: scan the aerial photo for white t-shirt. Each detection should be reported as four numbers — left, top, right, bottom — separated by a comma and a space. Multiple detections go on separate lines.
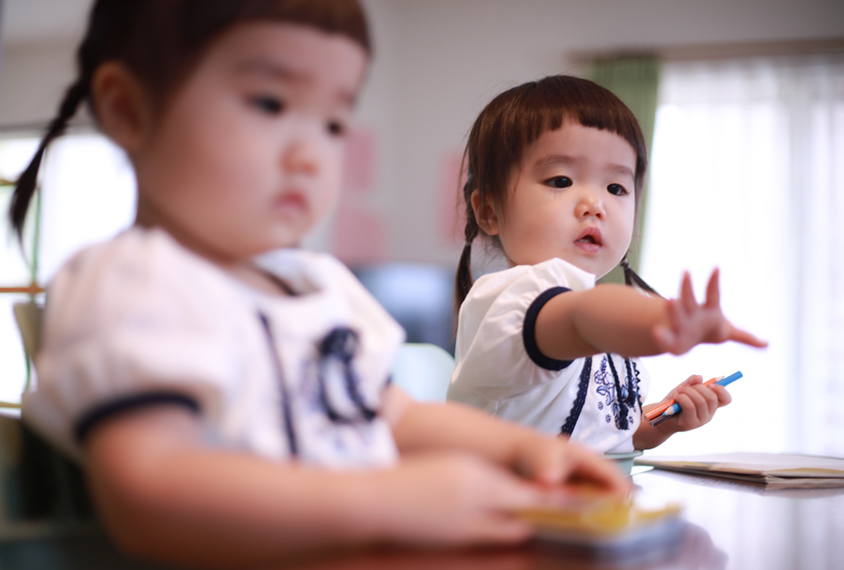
447, 258, 649, 454
25, 227, 405, 467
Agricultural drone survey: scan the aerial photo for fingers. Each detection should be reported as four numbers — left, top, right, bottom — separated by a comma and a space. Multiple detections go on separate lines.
684, 374, 704, 386
728, 323, 769, 348
471, 514, 534, 544
679, 271, 698, 314
674, 383, 720, 428
485, 466, 546, 510
452, 460, 542, 542
661, 375, 702, 402
525, 440, 630, 499
709, 384, 732, 408
554, 444, 632, 499
704, 268, 721, 308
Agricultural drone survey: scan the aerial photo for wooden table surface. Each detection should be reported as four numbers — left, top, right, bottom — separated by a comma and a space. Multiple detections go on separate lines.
1, 467, 842, 570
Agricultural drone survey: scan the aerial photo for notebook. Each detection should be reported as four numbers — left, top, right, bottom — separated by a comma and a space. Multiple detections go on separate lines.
517, 492, 683, 551
635, 452, 844, 489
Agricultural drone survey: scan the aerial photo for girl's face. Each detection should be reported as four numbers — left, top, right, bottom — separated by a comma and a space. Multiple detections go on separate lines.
480, 123, 636, 278
131, 22, 368, 262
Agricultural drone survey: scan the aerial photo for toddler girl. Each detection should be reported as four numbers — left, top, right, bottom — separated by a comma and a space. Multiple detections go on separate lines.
9, 5, 628, 568
447, 75, 767, 455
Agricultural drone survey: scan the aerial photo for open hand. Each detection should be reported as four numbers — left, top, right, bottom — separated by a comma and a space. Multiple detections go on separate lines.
652, 269, 767, 355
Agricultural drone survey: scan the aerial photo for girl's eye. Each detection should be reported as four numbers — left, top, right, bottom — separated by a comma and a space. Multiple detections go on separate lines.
250, 96, 285, 115
546, 176, 573, 189
327, 120, 347, 137
607, 184, 629, 196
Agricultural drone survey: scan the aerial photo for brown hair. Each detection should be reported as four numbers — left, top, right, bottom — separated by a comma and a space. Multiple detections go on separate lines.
8, 0, 370, 240
455, 75, 659, 312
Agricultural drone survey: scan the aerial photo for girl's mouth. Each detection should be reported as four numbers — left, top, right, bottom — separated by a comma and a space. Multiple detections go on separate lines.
274, 190, 308, 218
575, 227, 603, 247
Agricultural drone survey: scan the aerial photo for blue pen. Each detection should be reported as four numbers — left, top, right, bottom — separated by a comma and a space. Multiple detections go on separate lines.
650, 371, 743, 426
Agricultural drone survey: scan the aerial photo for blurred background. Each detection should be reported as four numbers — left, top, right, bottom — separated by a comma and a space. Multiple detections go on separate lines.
0, 0, 842, 458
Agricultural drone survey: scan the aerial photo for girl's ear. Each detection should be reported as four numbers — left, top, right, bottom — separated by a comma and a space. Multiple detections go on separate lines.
471, 189, 501, 236
91, 62, 153, 154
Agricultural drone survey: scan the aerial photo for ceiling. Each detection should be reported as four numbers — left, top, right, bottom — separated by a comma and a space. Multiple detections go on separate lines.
1, 0, 93, 47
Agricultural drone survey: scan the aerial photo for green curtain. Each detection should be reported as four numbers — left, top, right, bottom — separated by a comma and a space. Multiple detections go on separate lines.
588, 56, 660, 285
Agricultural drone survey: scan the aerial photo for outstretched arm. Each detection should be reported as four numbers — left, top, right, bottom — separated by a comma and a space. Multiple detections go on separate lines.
534, 269, 767, 361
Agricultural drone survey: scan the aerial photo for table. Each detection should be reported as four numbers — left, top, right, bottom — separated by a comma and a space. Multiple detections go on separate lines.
279, 468, 844, 570
1, 467, 842, 569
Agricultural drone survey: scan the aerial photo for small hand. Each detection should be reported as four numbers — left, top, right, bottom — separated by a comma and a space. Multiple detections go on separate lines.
656, 374, 732, 433
652, 269, 768, 355
511, 434, 631, 498
380, 453, 544, 545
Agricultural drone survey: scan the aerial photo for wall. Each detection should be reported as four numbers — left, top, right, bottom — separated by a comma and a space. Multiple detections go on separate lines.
359, 0, 844, 266
1, 0, 842, 263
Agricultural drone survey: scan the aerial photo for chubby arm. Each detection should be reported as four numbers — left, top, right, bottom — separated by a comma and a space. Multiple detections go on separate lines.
383, 386, 630, 495
85, 406, 549, 568
535, 269, 766, 361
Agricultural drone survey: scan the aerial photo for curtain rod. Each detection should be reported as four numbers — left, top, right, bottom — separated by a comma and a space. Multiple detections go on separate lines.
568, 37, 844, 65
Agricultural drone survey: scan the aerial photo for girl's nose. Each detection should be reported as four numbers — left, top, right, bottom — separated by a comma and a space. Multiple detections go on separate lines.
575, 188, 606, 220
283, 127, 323, 176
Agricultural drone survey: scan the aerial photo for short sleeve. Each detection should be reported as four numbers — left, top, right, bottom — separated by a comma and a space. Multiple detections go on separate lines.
449, 259, 595, 403
25, 230, 245, 460
522, 286, 572, 370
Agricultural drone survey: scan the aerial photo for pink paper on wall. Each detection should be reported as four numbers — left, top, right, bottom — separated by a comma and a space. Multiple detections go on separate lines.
342, 128, 375, 197
439, 149, 467, 245
333, 201, 385, 265
334, 126, 384, 264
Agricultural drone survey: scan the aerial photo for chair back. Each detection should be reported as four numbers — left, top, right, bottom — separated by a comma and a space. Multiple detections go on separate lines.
12, 301, 44, 364
391, 343, 455, 402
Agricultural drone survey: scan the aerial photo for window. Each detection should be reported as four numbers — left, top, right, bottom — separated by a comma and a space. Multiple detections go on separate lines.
0, 131, 135, 403
640, 54, 844, 456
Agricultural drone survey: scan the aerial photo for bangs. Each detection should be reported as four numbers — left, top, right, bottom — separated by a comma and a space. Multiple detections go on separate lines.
499, 76, 647, 192
89, 0, 369, 109
197, 0, 371, 55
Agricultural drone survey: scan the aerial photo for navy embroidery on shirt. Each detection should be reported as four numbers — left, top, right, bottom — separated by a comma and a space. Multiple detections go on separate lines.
560, 357, 591, 436
594, 354, 642, 431
626, 358, 644, 412
594, 356, 614, 424
317, 327, 378, 424
606, 355, 628, 429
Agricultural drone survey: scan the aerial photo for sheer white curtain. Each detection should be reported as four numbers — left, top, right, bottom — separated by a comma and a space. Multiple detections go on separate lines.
640, 54, 844, 457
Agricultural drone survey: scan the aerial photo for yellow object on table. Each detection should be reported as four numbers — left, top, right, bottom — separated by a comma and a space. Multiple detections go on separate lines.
517, 492, 683, 551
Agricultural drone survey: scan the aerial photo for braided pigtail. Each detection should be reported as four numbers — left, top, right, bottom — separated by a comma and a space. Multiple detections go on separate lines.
7, 0, 123, 242
620, 254, 662, 298
454, 173, 480, 314
8, 81, 88, 242
9, 82, 88, 239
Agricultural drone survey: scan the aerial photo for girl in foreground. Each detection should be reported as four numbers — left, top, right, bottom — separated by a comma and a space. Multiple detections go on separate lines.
9, 2, 628, 568
447, 75, 767, 454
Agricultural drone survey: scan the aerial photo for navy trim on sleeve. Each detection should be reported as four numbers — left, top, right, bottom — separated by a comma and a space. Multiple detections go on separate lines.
74, 392, 201, 444
523, 286, 573, 371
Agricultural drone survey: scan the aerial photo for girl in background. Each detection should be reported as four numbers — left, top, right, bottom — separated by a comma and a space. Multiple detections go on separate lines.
448, 75, 767, 455
9, 5, 628, 568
